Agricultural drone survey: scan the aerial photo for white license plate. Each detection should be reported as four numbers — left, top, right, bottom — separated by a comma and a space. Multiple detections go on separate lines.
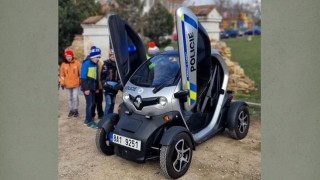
111, 133, 141, 151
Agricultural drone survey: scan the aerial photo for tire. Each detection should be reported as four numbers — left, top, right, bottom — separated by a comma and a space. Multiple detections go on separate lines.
95, 127, 114, 155
160, 132, 193, 179
227, 103, 250, 140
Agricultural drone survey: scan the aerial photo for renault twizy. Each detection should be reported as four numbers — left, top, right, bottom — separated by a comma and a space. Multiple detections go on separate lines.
96, 7, 250, 179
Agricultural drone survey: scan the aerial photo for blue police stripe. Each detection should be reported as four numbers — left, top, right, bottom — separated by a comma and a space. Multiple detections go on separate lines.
181, 21, 189, 81
184, 14, 198, 29
189, 83, 197, 92
190, 99, 196, 105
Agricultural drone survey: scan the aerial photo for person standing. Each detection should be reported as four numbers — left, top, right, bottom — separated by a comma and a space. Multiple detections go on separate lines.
91, 58, 104, 119
59, 48, 81, 118
80, 46, 101, 128
101, 49, 121, 115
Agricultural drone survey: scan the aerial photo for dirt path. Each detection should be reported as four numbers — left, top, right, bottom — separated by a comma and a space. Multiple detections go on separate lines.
58, 89, 261, 180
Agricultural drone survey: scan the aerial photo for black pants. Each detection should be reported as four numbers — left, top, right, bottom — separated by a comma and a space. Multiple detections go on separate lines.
91, 89, 104, 118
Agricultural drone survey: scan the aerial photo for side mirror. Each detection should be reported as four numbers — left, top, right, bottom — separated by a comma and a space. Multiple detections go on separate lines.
174, 90, 189, 102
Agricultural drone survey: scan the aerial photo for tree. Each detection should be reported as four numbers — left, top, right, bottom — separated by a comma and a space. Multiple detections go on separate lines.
215, 0, 227, 13
108, 0, 145, 33
58, 0, 104, 62
143, 2, 173, 47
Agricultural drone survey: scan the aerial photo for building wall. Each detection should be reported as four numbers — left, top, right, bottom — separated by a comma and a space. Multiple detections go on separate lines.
207, 9, 222, 21
82, 35, 110, 60
81, 22, 110, 60
198, 9, 222, 41
201, 21, 220, 40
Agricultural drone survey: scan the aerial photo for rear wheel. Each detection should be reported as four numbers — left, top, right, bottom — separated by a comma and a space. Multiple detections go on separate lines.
227, 103, 250, 140
160, 132, 193, 179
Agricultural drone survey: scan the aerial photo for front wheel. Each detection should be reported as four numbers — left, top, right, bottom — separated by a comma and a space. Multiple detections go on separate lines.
160, 132, 193, 179
96, 128, 114, 155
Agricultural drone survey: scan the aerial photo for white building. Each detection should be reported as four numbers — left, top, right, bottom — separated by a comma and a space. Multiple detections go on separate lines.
81, 15, 110, 60
189, 5, 222, 41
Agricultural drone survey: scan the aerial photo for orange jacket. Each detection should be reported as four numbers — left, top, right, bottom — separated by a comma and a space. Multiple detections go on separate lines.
59, 59, 81, 88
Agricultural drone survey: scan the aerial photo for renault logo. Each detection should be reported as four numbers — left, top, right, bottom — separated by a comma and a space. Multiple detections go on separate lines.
133, 96, 143, 110
137, 88, 144, 94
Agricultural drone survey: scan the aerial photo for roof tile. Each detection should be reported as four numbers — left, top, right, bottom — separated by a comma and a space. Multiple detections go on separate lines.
188, 5, 216, 16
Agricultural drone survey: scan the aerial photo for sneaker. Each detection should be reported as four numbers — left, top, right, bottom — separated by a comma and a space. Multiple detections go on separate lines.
83, 120, 93, 126
87, 122, 98, 129
73, 110, 79, 117
68, 111, 74, 118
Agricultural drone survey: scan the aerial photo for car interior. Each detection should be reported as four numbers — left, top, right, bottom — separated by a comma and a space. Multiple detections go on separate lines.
181, 27, 225, 133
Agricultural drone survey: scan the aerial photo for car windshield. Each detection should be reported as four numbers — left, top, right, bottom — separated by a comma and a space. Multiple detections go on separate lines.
130, 54, 180, 88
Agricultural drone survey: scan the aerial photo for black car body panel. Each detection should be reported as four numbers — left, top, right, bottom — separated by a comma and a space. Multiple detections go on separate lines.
111, 104, 180, 163
108, 15, 147, 86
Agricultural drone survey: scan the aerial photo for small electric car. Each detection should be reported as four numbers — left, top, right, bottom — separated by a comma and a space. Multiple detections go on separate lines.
96, 7, 250, 179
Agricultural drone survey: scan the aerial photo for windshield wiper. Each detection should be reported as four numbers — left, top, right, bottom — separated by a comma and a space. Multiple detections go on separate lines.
152, 72, 180, 93
152, 80, 170, 93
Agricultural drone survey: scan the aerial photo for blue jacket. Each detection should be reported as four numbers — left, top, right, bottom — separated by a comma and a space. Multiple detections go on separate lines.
80, 59, 99, 91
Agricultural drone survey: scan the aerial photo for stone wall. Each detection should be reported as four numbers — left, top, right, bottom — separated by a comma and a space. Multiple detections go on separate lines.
211, 40, 256, 93
70, 35, 85, 62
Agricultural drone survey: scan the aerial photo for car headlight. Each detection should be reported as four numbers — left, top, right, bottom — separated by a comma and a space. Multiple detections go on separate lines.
159, 97, 167, 106
123, 92, 130, 100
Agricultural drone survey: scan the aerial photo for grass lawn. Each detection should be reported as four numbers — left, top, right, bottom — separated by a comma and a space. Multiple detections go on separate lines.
224, 36, 261, 119
223, 36, 261, 103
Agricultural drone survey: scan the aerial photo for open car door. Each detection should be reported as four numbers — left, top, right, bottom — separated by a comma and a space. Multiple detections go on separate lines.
176, 7, 211, 111
108, 15, 147, 86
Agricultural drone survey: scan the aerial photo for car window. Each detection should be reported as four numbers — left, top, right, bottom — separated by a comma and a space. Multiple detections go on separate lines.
130, 54, 180, 87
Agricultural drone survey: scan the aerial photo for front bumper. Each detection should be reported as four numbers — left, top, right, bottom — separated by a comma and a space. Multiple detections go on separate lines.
111, 104, 179, 163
